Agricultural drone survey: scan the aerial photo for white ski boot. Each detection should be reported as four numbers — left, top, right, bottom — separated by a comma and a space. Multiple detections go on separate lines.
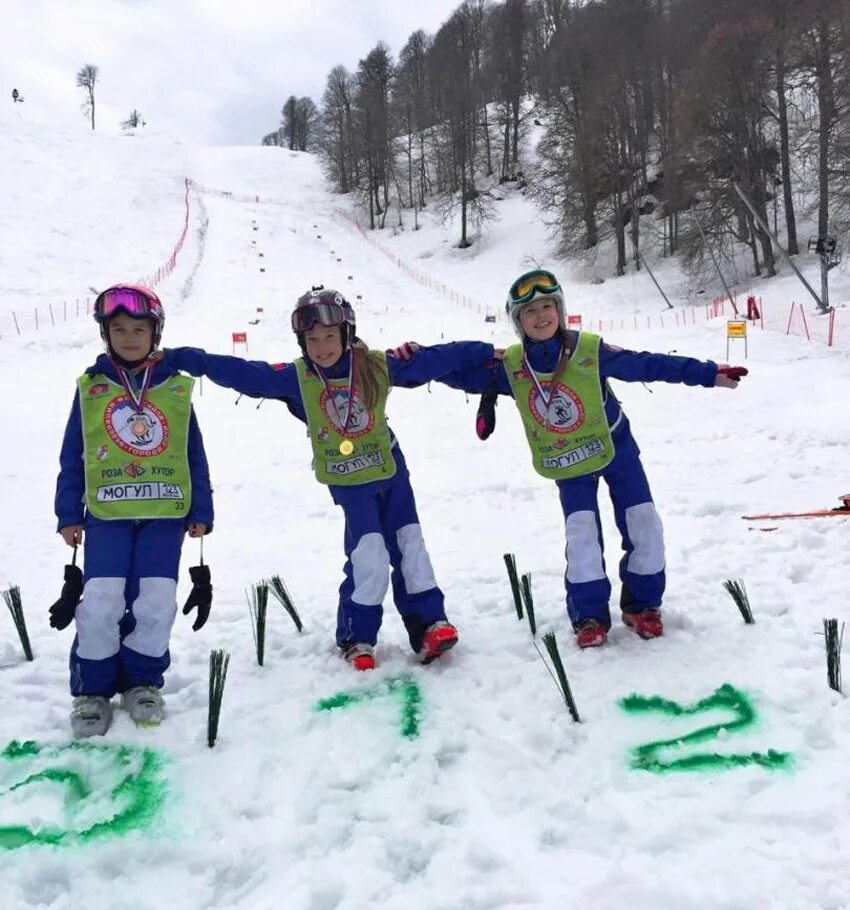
70, 696, 112, 738
121, 686, 165, 727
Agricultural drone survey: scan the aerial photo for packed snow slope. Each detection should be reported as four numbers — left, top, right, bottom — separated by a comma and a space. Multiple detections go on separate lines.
1, 105, 849, 910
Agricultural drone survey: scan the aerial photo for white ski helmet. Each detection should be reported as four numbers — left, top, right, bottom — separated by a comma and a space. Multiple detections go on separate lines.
505, 269, 566, 338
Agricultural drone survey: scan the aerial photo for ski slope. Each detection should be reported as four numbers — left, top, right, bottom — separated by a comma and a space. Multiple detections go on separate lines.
2, 106, 850, 910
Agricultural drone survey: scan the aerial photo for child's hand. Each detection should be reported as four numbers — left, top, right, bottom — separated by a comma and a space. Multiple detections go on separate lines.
715, 365, 749, 388
187, 522, 208, 538
493, 348, 506, 360
60, 525, 83, 547
386, 342, 419, 359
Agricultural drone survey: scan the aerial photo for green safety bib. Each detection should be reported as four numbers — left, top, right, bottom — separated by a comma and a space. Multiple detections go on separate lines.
504, 333, 615, 480
295, 353, 397, 485
79, 373, 194, 519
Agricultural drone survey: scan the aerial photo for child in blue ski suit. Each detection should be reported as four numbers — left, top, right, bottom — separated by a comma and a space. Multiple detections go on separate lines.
162, 287, 497, 670
55, 285, 214, 736
439, 269, 747, 648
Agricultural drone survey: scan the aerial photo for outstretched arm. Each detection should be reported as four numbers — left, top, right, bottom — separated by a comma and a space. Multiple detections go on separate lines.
600, 344, 721, 387
438, 358, 511, 396
387, 341, 496, 388
164, 347, 301, 402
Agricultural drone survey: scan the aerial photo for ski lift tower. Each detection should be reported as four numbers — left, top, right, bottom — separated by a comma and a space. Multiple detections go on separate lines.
807, 236, 841, 312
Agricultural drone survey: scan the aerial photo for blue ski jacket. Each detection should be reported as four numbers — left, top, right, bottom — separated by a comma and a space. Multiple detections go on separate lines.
440, 332, 719, 442
163, 342, 495, 506
54, 354, 215, 532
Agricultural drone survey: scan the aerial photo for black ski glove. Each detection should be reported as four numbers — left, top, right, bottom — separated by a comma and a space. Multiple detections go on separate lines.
49, 563, 84, 630
183, 563, 212, 631
476, 388, 498, 440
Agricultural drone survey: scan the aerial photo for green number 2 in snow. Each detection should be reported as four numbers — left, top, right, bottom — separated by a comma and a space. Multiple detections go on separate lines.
620, 684, 793, 773
0, 740, 168, 849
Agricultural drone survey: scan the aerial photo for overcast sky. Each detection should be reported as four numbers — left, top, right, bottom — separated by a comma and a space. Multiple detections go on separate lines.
1, 0, 463, 145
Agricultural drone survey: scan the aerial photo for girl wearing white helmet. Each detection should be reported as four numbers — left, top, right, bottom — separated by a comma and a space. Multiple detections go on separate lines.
442, 268, 747, 649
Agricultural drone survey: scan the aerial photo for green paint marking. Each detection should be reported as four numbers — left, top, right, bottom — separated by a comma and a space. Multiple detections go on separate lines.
619, 684, 793, 773
315, 675, 422, 739
0, 740, 168, 849
8, 768, 90, 802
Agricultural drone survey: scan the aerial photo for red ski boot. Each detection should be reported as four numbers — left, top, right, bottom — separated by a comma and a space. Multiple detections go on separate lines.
574, 619, 608, 649
622, 609, 664, 640
420, 621, 458, 664
343, 643, 376, 671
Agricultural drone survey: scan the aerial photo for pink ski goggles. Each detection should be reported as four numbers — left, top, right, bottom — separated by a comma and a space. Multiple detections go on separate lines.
94, 286, 161, 322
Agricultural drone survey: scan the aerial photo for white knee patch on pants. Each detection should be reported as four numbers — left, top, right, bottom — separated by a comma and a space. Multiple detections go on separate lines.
565, 510, 606, 583
396, 523, 437, 594
122, 577, 178, 658
76, 577, 127, 660
351, 532, 390, 605
625, 502, 665, 575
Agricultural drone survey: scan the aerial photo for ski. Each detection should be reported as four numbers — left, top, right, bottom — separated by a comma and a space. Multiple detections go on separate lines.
743, 497, 850, 521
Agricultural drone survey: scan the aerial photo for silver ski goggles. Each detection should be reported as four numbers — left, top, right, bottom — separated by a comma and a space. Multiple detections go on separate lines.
291, 301, 354, 333
507, 270, 561, 306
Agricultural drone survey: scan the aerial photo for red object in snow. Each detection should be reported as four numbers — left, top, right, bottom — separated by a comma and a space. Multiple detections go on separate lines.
743, 498, 850, 521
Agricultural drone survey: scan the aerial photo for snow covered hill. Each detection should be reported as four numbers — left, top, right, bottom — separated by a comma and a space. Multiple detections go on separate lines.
1, 104, 850, 910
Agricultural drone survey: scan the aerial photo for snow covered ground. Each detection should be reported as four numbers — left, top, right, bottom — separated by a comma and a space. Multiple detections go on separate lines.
1, 103, 850, 910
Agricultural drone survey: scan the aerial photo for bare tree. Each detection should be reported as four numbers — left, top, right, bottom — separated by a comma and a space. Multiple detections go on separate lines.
532, 5, 607, 253
294, 97, 319, 151
282, 96, 298, 149
396, 29, 434, 218
678, 3, 778, 277
121, 109, 144, 129
429, 8, 486, 247
826, 0, 850, 225
261, 130, 284, 146
762, 0, 800, 253
281, 95, 318, 151
798, 0, 847, 239
318, 66, 358, 193
76, 64, 98, 130
355, 43, 395, 228
490, 0, 529, 180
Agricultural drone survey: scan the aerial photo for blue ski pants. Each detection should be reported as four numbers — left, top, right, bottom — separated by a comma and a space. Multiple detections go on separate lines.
556, 432, 665, 629
70, 517, 185, 697
336, 478, 447, 652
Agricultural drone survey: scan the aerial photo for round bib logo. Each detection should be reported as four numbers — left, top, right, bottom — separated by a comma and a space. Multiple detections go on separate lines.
104, 396, 169, 456
320, 387, 373, 439
529, 383, 584, 434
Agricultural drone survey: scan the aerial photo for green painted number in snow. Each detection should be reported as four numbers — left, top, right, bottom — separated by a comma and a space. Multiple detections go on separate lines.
620, 684, 793, 773
0, 740, 168, 849
315, 675, 422, 739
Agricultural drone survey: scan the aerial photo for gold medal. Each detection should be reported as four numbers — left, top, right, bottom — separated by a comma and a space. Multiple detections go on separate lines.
339, 439, 354, 455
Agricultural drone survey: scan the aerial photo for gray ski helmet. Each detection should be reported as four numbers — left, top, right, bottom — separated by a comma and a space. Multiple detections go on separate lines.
292, 286, 356, 351
505, 269, 567, 338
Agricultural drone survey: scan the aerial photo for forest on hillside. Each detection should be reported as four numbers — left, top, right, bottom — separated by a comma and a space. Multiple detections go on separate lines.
263, 0, 849, 281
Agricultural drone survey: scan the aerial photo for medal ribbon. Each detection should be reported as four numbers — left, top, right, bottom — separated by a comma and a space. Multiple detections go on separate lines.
521, 351, 557, 428
115, 364, 153, 413
315, 348, 357, 438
